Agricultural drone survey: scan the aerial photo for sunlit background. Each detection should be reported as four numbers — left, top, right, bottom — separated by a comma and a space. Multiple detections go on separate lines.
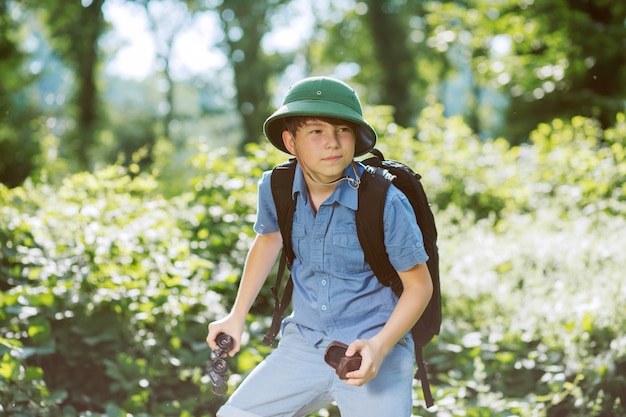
1, 1, 625, 416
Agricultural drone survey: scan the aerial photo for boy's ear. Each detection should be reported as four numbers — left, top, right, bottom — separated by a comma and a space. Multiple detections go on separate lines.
282, 130, 296, 155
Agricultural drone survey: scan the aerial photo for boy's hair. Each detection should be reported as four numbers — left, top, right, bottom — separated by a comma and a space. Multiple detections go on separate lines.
282, 116, 358, 137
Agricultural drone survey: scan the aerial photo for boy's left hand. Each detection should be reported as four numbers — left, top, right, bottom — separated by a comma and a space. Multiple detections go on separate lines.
343, 339, 385, 386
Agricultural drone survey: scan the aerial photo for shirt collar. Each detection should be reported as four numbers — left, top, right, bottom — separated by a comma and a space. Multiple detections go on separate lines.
293, 162, 362, 211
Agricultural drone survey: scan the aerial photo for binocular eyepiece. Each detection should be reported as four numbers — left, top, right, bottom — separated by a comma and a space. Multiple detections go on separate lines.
208, 333, 234, 395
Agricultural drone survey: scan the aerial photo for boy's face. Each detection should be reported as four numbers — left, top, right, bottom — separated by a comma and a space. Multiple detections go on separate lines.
282, 118, 356, 184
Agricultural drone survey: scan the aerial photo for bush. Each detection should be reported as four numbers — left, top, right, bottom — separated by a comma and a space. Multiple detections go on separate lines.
1, 108, 624, 416
427, 206, 626, 416
1, 167, 226, 416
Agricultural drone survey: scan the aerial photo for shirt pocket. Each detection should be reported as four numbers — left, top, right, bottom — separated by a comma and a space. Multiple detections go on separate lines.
292, 222, 309, 261
331, 230, 367, 274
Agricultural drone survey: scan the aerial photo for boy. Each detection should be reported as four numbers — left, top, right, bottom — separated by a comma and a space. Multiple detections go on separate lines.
207, 76, 433, 417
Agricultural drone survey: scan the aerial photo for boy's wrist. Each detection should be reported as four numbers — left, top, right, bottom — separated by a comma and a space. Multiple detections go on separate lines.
369, 334, 394, 358
229, 309, 247, 322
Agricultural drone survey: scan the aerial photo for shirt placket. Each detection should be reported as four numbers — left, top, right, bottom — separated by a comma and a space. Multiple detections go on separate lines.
312, 204, 336, 333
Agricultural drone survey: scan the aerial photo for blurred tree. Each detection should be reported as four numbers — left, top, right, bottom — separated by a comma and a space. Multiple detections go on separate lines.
129, 0, 206, 144
309, 0, 449, 128
29, 0, 107, 170
215, 0, 291, 153
505, 0, 626, 141
136, 0, 185, 143
360, 0, 420, 127
427, 0, 626, 144
0, 0, 41, 187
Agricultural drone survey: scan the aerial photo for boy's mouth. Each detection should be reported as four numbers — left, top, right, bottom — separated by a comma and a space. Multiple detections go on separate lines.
323, 155, 343, 162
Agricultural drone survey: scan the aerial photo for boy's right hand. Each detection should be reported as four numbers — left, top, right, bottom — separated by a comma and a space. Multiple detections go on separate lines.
207, 315, 244, 357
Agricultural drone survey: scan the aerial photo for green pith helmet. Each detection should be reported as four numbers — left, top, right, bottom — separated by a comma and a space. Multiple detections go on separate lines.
263, 76, 377, 156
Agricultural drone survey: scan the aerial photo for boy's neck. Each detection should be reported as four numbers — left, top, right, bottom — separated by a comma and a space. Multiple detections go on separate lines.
305, 178, 339, 214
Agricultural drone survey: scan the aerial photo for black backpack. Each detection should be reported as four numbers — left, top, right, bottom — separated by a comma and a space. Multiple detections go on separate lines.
262, 148, 441, 408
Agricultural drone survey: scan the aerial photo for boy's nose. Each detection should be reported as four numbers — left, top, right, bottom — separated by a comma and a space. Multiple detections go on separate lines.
323, 130, 341, 147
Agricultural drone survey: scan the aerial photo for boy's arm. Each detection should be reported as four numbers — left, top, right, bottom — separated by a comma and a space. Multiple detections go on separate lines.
344, 262, 433, 385
207, 231, 283, 355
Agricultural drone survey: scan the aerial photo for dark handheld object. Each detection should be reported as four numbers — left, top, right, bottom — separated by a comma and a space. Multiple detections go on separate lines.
208, 333, 234, 395
324, 341, 362, 380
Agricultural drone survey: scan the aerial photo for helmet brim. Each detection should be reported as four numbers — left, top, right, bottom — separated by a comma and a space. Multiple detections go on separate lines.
263, 99, 377, 157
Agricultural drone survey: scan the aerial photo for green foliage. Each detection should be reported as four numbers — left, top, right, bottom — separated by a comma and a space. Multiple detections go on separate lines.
184, 143, 285, 313
425, 205, 626, 416
425, 0, 626, 143
1, 167, 226, 416
1, 106, 625, 416
368, 104, 626, 221
5, 0, 626, 190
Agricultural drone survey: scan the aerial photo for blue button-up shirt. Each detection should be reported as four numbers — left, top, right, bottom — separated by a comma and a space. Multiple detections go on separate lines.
254, 162, 428, 345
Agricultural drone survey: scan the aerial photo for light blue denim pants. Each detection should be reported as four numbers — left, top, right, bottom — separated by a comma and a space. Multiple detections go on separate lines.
217, 323, 415, 417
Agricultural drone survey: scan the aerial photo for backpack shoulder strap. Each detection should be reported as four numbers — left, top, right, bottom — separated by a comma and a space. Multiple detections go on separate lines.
270, 159, 297, 265
263, 159, 297, 346
357, 150, 437, 408
356, 165, 404, 296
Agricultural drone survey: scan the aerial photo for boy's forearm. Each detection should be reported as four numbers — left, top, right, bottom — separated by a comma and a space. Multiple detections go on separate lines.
230, 232, 283, 320
372, 262, 433, 355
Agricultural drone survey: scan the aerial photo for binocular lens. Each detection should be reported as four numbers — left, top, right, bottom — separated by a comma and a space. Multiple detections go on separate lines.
216, 334, 234, 350
212, 358, 228, 375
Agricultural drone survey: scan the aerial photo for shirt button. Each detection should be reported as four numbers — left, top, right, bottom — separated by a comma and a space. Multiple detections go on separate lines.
321, 305, 328, 311
315, 239, 321, 245
321, 279, 327, 285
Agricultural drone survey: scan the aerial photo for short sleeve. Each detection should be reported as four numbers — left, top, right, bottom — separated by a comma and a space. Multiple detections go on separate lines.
383, 186, 429, 272
253, 171, 280, 235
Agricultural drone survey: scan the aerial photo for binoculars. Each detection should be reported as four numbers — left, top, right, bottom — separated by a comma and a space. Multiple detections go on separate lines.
208, 333, 234, 395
